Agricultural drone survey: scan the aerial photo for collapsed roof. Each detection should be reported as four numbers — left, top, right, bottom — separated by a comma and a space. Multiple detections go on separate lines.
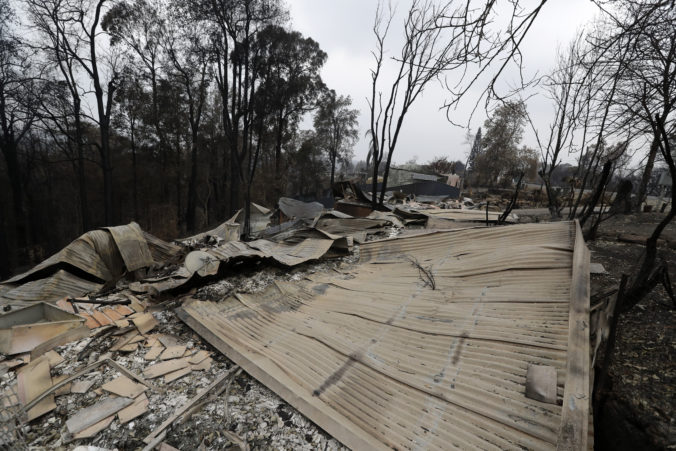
178, 221, 591, 450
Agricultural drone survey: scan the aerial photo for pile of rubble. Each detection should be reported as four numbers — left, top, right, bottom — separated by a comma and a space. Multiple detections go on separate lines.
0, 192, 535, 450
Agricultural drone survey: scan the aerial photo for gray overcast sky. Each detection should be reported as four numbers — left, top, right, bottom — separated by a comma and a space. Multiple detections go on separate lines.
286, 0, 602, 165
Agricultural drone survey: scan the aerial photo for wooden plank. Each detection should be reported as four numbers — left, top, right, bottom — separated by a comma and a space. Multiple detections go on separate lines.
164, 366, 191, 383
66, 397, 134, 434
143, 359, 190, 379
72, 414, 115, 439
126, 295, 145, 313
156, 334, 180, 347
16, 356, 55, 421
56, 298, 75, 313
44, 350, 64, 368
91, 310, 113, 326
188, 350, 210, 365
129, 335, 145, 344
102, 308, 123, 321
110, 330, 140, 352
160, 345, 186, 360
191, 357, 213, 372
115, 319, 130, 328
114, 304, 135, 316
52, 374, 72, 396
133, 313, 158, 334
118, 393, 149, 424
144, 346, 164, 361
102, 375, 146, 398
119, 343, 139, 352
71, 379, 96, 394
22, 358, 159, 415
557, 221, 591, 450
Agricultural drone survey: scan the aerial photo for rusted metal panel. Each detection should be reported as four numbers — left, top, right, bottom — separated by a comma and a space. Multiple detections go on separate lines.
178, 221, 590, 449
0, 302, 85, 354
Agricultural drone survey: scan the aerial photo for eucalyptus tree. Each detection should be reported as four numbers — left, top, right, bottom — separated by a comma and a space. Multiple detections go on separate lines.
28, 0, 119, 225
313, 89, 359, 186
0, 0, 38, 275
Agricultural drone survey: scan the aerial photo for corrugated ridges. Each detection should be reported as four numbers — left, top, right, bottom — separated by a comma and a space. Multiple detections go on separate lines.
179, 221, 585, 450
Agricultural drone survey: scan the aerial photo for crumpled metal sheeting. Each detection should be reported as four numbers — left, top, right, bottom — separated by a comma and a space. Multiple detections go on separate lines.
246, 239, 336, 267
102, 222, 154, 271
228, 204, 273, 236
0, 270, 103, 304
207, 241, 268, 262
181, 221, 240, 244
324, 267, 572, 304
359, 223, 573, 263
278, 197, 324, 220
3, 229, 123, 285
178, 221, 589, 450
1, 223, 180, 304
313, 217, 391, 236
206, 238, 337, 267
142, 231, 184, 263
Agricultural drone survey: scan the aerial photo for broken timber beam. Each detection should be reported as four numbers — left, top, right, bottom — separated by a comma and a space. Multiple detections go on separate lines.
557, 220, 591, 450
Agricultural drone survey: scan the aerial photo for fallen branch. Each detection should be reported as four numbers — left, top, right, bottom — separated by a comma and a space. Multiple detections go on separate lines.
68, 297, 131, 306
77, 325, 116, 361
141, 431, 167, 451
143, 366, 240, 445
579, 160, 612, 228
407, 257, 436, 290
498, 172, 524, 225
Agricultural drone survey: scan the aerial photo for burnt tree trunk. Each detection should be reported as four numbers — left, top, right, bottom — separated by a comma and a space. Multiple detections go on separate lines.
635, 136, 660, 212
186, 138, 198, 233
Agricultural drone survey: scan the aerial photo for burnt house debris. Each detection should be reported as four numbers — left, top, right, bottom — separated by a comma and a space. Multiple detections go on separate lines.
0, 191, 605, 450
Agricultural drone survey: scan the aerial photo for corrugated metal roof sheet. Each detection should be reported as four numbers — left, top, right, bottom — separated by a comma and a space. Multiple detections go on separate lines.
178, 221, 590, 450
0, 270, 103, 305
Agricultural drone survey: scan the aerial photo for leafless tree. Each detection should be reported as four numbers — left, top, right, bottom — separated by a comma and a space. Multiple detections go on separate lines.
205, 0, 287, 218
367, 0, 550, 209
611, 2, 676, 307
27, 0, 119, 225
103, 0, 170, 198
163, 4, 211, 233
532, 37, 589, 218
0, 0, 39, 275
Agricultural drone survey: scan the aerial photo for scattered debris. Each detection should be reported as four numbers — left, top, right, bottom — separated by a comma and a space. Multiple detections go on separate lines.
66, 397, 135, 435
1, 198, 605, 449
